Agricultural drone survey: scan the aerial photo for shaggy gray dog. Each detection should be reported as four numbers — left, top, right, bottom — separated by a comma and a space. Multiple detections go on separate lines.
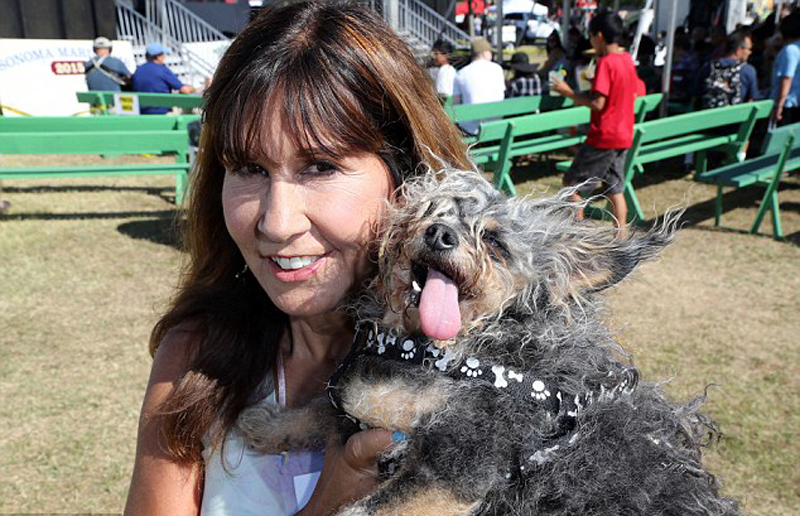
238, 169, 741, 516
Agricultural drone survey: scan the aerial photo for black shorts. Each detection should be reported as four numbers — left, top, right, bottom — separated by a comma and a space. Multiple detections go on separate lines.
565, 144, 628, 195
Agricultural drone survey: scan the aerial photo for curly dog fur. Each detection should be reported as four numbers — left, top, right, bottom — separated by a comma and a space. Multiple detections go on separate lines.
238, 168, 741, 516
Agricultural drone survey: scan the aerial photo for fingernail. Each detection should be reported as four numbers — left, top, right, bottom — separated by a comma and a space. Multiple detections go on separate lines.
392, 430, 407, 443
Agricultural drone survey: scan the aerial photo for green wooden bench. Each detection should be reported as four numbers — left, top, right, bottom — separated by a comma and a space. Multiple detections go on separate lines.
473, 94, 663, 195
694, 122, 800, 239
0, 116, 196, 204
76, 91, 204, 114
555, 100, 774, 224
446, 95, 574, 125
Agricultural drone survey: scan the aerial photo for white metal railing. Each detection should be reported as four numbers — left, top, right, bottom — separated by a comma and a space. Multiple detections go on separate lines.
365, 0, 469, 47
145, 0, 230, 43
399, 0, 470, 46
116, 2, 220, 83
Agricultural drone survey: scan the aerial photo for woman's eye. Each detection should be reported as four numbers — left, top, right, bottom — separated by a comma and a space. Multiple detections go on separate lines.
305, 160, 340, 176
233, 163, 268, 177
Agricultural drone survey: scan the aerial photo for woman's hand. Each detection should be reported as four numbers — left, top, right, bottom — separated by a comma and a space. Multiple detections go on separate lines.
296, 428, 395, 516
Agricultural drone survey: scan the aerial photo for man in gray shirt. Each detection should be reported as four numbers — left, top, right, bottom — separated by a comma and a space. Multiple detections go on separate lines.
84, 37, 132, 91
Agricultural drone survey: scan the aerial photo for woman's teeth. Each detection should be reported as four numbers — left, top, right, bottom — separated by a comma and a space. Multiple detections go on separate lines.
271, 256, 321, 270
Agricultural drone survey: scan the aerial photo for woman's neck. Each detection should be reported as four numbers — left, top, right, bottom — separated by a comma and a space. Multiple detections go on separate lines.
278, 312, 355, 407
284, 311, 354, 363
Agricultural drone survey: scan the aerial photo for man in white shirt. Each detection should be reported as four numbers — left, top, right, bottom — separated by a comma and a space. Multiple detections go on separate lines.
453, 38, 506, 134
431, 39, 457, 97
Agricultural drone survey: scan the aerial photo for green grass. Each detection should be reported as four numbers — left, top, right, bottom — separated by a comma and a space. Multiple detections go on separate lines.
1, 154, 798, 514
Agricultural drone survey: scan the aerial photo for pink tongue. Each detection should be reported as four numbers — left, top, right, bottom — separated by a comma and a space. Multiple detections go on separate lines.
419, 268, 462, 340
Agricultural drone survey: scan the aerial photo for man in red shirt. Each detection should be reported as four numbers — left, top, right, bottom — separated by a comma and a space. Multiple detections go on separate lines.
552, 9, 639, 235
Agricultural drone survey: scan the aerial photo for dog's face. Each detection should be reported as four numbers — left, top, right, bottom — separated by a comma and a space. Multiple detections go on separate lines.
373, 170, 676, 346
377, 171, 527, 342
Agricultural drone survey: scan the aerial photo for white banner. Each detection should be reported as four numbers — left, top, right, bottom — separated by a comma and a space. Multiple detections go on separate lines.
0, 38, 136, 117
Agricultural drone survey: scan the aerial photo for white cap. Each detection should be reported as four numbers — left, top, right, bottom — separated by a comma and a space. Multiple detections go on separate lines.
93, 37, 112, 49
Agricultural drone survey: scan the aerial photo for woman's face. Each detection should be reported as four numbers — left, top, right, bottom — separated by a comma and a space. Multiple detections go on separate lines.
222, 113, 394, 320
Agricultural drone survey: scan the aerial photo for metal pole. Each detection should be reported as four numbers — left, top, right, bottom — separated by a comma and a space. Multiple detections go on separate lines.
660, 0, 677, 117
468, 0, 475, 38
776, 0, 785, 25
495, 0, 503, 60
562, 0, 570, 47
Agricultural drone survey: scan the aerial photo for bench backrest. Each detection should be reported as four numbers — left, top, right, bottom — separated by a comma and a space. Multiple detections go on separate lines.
0, 115, 198, 133
76, 91, 204, 110
447, 95, 574, 122
635, 100, 773, 144
477, 106, 590, 142
634, 93, 663, 123
763, 121, 800, 155
0, 131, 189, 155
450, 92, 662, 125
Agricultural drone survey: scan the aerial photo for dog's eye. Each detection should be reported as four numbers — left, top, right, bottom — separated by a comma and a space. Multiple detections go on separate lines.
483, 232, 510, 261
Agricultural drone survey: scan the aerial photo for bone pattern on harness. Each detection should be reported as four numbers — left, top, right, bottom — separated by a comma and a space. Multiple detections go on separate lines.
327, 323, 639, 468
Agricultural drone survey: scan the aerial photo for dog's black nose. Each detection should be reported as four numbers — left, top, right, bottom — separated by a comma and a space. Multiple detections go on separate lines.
424, 223, 459, 251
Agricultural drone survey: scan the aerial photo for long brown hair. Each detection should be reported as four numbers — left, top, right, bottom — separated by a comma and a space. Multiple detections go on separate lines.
151, 0, 470, 463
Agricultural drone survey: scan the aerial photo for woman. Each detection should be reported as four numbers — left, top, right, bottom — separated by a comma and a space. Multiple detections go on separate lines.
122, 2, 470, 515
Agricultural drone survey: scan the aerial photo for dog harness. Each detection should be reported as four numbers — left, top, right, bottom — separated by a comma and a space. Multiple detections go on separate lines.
328, 323, 639, 470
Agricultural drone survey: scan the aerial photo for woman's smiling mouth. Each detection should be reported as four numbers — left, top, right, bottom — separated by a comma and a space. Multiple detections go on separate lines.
270, 255, 324, 270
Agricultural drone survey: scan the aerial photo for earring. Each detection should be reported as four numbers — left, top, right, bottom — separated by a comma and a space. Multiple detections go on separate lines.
235, 263, 249, 280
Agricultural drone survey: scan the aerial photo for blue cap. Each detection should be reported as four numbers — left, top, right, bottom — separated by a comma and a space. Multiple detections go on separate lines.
145, 42, 171, 56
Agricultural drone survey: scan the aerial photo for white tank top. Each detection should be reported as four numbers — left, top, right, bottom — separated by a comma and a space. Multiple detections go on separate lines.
200, 353, 324, 516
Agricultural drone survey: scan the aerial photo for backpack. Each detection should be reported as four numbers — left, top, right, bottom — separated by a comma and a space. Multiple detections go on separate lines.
702, 59, 744, 109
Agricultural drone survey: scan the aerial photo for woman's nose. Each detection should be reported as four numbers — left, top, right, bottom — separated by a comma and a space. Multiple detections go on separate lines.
257, 180, 310, 243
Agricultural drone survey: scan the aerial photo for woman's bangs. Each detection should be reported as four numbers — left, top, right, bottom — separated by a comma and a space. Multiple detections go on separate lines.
213, 62, 383, 169
282, 62, 385, 160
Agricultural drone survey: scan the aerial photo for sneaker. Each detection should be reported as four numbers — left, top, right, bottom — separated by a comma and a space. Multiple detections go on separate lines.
0, 200, 9, 213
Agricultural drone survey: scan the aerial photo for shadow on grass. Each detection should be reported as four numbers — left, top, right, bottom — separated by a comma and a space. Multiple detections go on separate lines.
117, 214, 182, 250
2, 184, 175, 204
1, 209, 176, 221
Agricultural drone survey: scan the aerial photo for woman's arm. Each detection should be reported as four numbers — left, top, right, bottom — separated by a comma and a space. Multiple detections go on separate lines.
123, 330, 203, 516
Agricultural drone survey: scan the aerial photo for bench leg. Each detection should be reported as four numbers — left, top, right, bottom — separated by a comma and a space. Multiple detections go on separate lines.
623, 181, 646, 225
492, 124, 517, 197
694, 151, 707, 179
770, 193, 783, 239
715, 185, 723, 227
751, 188, 783, 239
493, 169, 517, 197
176, 154, 189, 205
751, 144, 789, 239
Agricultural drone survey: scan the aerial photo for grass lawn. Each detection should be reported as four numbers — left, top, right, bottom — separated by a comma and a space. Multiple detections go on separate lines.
1, 153, 798, 514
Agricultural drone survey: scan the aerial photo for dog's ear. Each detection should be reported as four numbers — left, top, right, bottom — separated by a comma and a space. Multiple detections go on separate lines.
549, 212, 680, 302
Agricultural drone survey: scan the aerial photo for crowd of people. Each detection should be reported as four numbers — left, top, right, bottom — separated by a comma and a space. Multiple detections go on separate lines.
429, 5, 800, 129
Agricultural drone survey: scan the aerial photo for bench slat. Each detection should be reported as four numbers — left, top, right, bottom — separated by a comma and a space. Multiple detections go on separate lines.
0, 166, 189, 180
0, 115, 198, 133
76, 91, 203, 110
0, 131, 188, 154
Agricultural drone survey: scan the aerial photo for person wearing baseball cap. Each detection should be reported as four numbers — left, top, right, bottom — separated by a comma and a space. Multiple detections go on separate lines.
131, 42, 195, 114
451, 38, 506, 134
84, 36, 132, 92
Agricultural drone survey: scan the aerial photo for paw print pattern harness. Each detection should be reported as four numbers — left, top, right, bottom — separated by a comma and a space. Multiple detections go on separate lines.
328, 323, 639, 471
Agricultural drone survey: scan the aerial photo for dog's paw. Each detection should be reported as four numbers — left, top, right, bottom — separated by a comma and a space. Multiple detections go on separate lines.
236, 403, 288, 452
